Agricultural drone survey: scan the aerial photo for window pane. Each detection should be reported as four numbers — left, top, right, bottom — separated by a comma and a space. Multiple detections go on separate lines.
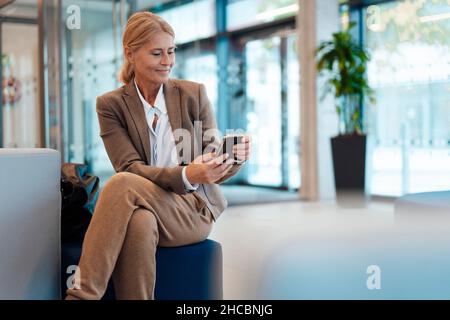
245, 37, 282, 187
2, 23, 40, 148
227, 0, 298, 31
171, 47, 218, 114
365, 0, 450, 196
185, 55, 218, 114
159, 0, 216, 45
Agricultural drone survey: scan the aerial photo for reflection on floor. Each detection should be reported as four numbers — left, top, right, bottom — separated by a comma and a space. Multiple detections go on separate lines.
221, 185, 299, 206
209, 198, 450, 299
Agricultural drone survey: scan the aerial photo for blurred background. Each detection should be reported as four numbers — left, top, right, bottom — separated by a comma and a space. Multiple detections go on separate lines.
1, 0, 449, 203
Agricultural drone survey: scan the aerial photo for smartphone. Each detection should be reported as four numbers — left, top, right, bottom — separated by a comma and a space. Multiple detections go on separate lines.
216, 134, 245, 164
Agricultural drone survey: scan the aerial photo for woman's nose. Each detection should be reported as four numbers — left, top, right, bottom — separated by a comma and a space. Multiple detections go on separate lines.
161, 53, 171, 65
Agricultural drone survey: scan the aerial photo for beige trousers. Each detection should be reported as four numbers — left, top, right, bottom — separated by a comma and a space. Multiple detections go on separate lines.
65, 172, 214, 300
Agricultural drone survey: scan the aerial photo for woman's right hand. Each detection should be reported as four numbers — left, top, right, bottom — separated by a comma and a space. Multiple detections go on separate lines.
185, 152, 233, 184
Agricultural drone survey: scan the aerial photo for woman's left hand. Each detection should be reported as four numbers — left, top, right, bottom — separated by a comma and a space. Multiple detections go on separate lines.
232, 135, 251, 163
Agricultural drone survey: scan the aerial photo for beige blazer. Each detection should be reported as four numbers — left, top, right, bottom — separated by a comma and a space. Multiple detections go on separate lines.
96, 78, 241, 220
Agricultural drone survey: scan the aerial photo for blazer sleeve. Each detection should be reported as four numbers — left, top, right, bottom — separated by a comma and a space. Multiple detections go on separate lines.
198, 84, 242, 184
96, 95, 186, 195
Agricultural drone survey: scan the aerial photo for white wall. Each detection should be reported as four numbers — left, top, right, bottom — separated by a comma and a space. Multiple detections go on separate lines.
316, 0, 340, 201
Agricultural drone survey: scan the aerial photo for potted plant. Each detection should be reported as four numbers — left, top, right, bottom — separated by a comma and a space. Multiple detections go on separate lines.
316, 23, 375, 195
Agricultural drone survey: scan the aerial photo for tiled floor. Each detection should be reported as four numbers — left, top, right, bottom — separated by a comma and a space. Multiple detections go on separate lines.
209, 198, 450, 299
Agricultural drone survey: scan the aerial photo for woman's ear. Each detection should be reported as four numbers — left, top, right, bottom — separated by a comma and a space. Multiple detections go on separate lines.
125, 47, 134, 64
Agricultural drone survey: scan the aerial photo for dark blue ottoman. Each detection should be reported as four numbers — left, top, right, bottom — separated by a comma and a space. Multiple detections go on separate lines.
61, 239, 223, 300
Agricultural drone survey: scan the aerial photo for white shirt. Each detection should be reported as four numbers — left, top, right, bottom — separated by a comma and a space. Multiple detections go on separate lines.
134, 80, 198, 191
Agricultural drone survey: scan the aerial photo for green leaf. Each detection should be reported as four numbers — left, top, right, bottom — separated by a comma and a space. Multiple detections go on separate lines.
315, 22, 375, 134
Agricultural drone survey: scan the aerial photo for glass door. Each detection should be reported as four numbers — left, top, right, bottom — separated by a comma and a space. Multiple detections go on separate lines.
61, 0, 131, 182
232, 31, 300, 189
364, 0, 450, 196
0, 1, 40, 148
245, 36, 283, 187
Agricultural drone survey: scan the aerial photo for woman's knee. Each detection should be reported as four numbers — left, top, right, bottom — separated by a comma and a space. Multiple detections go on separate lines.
104, 172, 139, 190
103, 172, 158, 199
128, 209, 158, 243
105, 172, 162, 192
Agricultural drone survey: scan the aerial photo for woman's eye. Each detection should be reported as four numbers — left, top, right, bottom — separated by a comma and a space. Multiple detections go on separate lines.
151, 51, 174, 56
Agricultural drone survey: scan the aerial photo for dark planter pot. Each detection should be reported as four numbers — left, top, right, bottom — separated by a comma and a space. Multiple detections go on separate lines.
331, 134, 366, 193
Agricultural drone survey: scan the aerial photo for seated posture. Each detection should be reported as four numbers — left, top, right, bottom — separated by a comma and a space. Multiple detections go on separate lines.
66, 12, 251, 300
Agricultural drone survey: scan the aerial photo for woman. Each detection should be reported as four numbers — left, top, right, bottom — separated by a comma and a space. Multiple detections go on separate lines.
65, 12, 250, 300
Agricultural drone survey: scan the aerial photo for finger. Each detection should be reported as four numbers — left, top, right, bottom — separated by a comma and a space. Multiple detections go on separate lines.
193, 152, 213, 164
235, 147, 250, 154
204, 153, 220, 164
234, 154, 246, 162
219, 164, 233, 176
213, 163, 232, 176
207, 153, 229, 166
233, 147, 250, 156
233, 145, 249, 153
216, 161, 233, 172
234, 152, 246, 159
202, 152, 216, 163
223, 158, 234, 165
235, 149, 250, 160
216, 153, 230, 165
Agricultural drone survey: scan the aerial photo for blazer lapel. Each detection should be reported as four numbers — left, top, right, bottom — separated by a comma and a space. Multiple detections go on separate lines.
164, 80, 188, 164
123, 81, 151, 164
164, 80, 182, 135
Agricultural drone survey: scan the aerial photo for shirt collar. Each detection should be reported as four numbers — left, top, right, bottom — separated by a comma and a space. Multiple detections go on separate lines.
134, 79, 167, 115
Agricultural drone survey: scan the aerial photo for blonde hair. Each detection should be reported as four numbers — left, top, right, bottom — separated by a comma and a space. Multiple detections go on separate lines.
118, 12, 175, 84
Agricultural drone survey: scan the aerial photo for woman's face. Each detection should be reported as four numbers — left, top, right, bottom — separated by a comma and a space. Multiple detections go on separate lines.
129, 31, 176, 86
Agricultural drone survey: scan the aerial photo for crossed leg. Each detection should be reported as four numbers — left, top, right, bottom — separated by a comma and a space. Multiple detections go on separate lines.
65, 172, 213, 300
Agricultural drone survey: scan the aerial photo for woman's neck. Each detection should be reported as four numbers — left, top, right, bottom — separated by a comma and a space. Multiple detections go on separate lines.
135, 76, 160, 106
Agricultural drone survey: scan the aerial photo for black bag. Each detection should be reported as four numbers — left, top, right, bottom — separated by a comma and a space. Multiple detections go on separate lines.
60, 163, 100, 243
